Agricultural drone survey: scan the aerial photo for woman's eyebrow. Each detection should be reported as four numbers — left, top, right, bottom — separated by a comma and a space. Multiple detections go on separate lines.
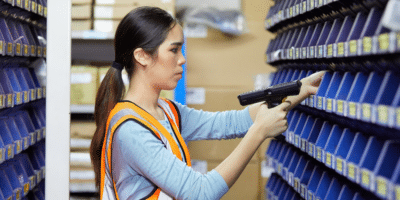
170, 41, 184, 46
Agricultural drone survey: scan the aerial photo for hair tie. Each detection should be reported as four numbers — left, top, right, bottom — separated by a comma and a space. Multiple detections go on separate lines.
112, 61, 124, 71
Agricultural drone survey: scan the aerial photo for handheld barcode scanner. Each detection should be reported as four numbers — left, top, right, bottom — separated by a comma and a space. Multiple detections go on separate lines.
238, 80, 302, 140
238, 80, 302, 108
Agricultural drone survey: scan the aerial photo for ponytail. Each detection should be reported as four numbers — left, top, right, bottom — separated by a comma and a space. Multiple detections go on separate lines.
90, 66, 125, 188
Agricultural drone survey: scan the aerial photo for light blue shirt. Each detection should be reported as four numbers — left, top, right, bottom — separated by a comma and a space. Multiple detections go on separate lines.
111, 101, 254, 200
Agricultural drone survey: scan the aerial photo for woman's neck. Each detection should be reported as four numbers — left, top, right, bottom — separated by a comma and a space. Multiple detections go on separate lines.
124, 77, 165, 120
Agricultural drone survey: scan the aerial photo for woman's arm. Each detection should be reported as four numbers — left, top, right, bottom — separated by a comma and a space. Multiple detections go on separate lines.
215, 102, 291, 187
174, 102, 254, 141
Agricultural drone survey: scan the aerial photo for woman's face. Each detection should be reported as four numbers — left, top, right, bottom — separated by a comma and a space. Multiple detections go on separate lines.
148, 24, 186, 91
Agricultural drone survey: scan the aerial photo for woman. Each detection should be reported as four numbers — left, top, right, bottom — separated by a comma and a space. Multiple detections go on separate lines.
90, 6, 324, 200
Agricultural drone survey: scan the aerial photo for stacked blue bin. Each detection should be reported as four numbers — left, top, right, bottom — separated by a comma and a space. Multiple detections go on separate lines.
264, 0, 400, 199
0, 0, 46, 199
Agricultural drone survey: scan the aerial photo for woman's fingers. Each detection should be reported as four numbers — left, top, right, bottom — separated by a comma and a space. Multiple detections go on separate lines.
277, 101, 291, 112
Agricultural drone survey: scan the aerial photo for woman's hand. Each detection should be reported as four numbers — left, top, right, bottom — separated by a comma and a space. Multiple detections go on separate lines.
299, 71, 326, 97
281, 70, 326, 110
248, 71, 326, 122
252, 101, 291, 140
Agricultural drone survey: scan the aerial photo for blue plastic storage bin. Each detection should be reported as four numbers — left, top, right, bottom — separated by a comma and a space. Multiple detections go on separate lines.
358, 137, 385, 191
2, 68, 23, 106
299, 160, 315, 198
314, 121, 333, 162
265, 139, 277, 168
2, 165, 23, 198
300, 25, 315, 60
287, 110, 301, 144
282, 147, 295, 181
299, 115, 316, 152
307, 118, 324, 158
9, 67, 30, 104
293, 113, 308, 148
0, 69, 15, 108
325, 178, 344, 200
293, 27, 308, 60
334, 16, 355, 58
373, 141, 400, 198
0, 118, 16, 160
0, 170, 14, 200
325, 19, 343, 59
270, 141, 283, 169
293, 155, 308, 192
315, 71, 333, 109
337, 185, 356, 200
345, 12, 368, 57
359, 7, 382, 56
307, 23, 323, 59
334, 72, 356, 116
373, 71, 400, 126
323, 125, 344, 169
314, 171, 334, 200
287, 29, 300, 60
346, 72, 369, 119
16, 154, 36, 190
265, 173, 278, 200
325, 72, 344, 113
288, 151, 301, 187
359, 71, 385, 122
390, 160, 400, 200
0, 136, 5, 164
334, 128, 356, 176
316, 21, 333, 59
306, 165, 323, 200
4, 116, 27, 153
19, 111, 37, 145
276, 143, 290, 174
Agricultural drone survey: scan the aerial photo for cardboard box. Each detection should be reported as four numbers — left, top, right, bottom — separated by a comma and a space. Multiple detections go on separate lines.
186, 87, 261, 161
207, 161, 261, 200
187, 87, 251, 112
71, 120, 96, 139
186, 21, 275, 88
71, 65, 98, 105
72, 0, 93, 5
69, 168, 95, 184
94, 19, 120, 33
188, 138, 259, 162
72, 20, 92, 31
94, 5, 138, 19
70, 152, 92, 168
95, 0, 175, 15
72, 4, 92, 19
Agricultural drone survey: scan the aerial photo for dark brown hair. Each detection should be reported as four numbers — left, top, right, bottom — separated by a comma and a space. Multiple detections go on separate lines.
90, 6, 177, 189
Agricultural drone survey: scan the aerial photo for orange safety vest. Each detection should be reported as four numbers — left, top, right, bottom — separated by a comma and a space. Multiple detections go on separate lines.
100, 98, 191, 200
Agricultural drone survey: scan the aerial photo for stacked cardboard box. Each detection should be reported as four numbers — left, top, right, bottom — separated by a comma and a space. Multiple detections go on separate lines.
71, 65, 98, 105
94, 0, 176, 34
72, 0, 93, 31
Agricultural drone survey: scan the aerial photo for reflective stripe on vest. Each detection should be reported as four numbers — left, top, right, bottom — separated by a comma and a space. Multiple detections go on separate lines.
100, 98, 191, 200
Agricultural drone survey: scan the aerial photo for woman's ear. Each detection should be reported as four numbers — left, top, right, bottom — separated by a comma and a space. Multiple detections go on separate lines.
133, 48, 151, 66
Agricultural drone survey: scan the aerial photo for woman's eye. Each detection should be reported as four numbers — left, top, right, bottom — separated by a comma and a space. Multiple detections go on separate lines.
171, 48, 178, 53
